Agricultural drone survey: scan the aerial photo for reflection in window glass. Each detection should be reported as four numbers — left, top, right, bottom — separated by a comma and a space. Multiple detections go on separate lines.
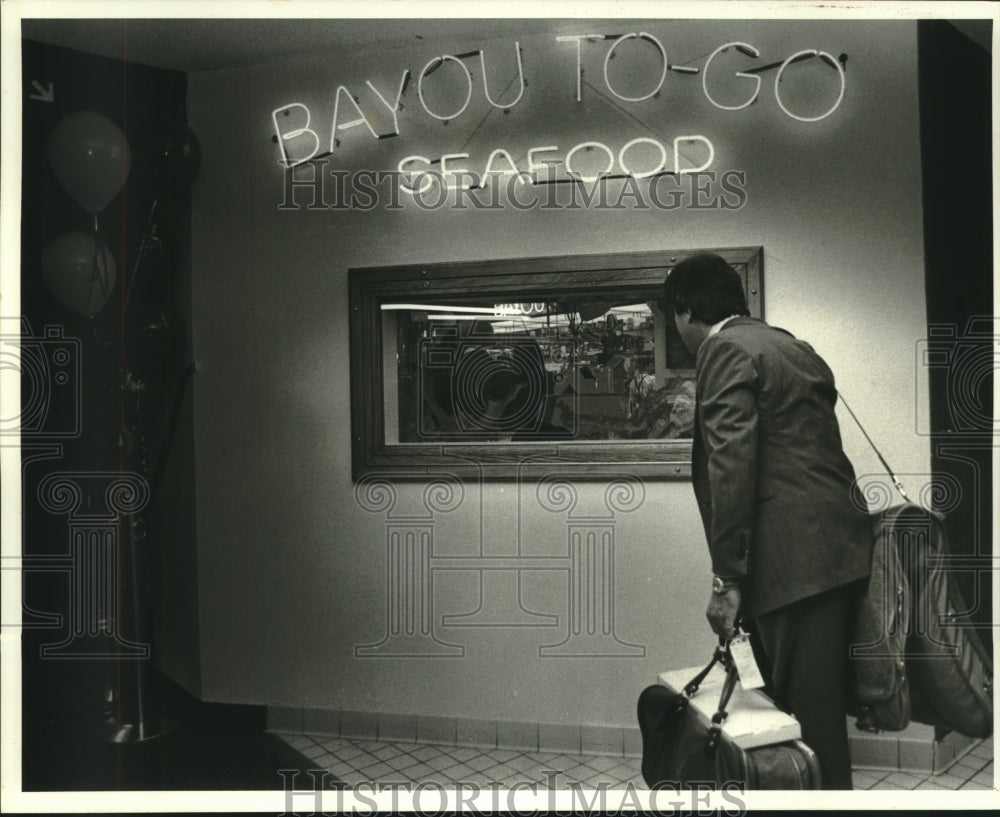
383, 297, 697, 443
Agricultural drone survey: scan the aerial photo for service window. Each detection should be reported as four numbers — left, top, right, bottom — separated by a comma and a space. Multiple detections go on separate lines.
350, 247, 762, 479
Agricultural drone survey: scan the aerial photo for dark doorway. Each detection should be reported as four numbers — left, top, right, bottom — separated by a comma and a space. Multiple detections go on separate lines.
917, 20, 993, 641
18, 35, 318, 792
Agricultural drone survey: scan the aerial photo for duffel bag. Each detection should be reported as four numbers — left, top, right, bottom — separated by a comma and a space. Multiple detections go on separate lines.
638, 645, 821, 790
835, 393, 993, 738
848, 507, 911, 732
890, 503, 994, 738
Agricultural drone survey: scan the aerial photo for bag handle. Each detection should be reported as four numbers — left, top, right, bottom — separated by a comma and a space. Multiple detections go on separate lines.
671, 639, 742, 751
659, 641, 733, 731
682, 643, 727, 698
838, 390, 910, 502
706, 639, 740, 751
705, 663, 739, 752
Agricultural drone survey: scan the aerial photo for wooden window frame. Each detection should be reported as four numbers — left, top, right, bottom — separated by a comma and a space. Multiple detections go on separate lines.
349, 247, 763, 480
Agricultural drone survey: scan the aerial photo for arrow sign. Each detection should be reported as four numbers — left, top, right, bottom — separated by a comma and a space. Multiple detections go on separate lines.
29, 81, 54, 103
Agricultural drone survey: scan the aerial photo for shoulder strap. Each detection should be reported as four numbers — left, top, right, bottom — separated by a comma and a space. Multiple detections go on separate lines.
837, 391, 910, 502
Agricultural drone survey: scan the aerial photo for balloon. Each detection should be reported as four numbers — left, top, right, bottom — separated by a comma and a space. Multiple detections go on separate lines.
47, 112, 132, 214
41, 232, 118, 316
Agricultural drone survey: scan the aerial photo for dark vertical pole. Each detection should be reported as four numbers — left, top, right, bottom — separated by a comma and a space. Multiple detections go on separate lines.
917, 20, 993, 636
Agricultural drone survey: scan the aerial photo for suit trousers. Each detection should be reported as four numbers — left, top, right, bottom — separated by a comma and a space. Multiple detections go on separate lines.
749, 580, 865, 790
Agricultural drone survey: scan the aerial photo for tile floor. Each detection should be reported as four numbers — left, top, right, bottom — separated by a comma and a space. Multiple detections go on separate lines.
852, 735, 994, 791
275, 732, 994, 791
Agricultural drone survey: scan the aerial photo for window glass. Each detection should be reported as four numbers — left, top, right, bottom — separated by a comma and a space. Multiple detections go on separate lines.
382, 296, 697, 444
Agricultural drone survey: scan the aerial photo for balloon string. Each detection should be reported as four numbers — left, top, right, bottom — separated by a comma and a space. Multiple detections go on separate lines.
90, 216, 112, 305
125, 199, 157, 311
88, 219, 98, 305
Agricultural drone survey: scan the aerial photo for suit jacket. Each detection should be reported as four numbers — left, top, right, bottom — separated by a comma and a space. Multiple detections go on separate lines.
691, 317, 871, 618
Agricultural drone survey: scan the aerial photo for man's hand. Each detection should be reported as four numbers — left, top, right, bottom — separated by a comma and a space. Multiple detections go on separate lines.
706, 585, 741, 640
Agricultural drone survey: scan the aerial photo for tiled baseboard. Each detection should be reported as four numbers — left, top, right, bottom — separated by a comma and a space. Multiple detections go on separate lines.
268, 705, 984, 775
267, 707, 643, 758
848, 719, 979, 775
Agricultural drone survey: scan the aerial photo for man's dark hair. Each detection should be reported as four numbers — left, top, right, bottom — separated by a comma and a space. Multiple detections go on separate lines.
662, 253, 750, 324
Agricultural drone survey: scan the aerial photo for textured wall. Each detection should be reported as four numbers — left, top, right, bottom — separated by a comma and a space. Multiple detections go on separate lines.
183, 19, 928, 728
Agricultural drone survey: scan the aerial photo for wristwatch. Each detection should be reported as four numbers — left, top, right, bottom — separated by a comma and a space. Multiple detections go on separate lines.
712, 576, 740, 595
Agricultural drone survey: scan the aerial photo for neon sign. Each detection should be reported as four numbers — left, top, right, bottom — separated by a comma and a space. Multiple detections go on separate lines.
775, 50, 845, 122
417, 56, 473, 121
494, 303, 548, 316
702, 42, 761, 111
272, 34, 848, 170
603, 32, 669, 103
393, 134, 714, 193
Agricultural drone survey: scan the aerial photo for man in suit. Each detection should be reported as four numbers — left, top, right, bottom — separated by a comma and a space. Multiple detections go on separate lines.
662, 252, 872, 789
